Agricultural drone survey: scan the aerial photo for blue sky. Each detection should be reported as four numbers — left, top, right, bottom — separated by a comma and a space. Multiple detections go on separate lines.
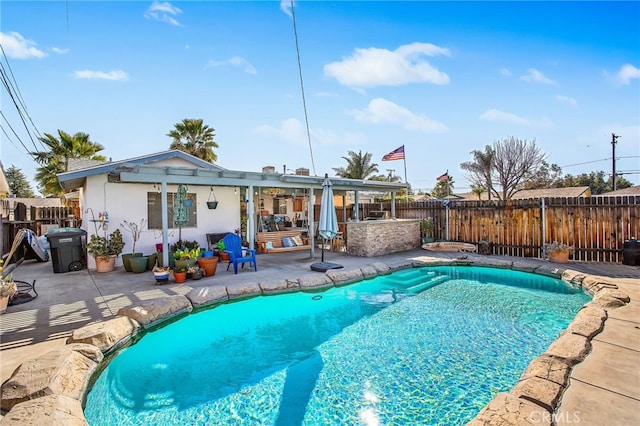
2, 0, 639, 195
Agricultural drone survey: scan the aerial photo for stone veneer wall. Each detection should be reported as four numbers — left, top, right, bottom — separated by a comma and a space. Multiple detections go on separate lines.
0, 257, 633, 425
346, 219, 420, 257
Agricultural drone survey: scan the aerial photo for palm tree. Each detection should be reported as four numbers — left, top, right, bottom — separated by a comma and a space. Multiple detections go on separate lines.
31, 130, 106, 197
168, 118, 219, 163
332, 150, 379, 180
460, 145, 495, 200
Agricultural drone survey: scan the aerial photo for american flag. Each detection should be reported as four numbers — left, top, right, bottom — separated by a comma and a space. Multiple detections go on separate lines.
382, 145, 405, 161
437, 171, 449, 181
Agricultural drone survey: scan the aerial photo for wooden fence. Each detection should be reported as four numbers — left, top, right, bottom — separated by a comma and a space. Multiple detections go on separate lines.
359, 196, 640, 263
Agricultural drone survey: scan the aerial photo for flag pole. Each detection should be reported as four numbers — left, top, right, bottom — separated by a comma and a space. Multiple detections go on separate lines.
402, 145, 408, 191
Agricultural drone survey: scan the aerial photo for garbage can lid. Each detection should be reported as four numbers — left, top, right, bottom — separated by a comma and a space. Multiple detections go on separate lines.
46, 228, 86, 238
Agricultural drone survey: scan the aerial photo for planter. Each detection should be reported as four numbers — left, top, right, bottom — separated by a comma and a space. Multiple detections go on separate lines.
183, 199, 193, 207
190, 269, 203, 280
549, 250, 570, 264
122, 253, 143, 272
203, 250, 214, 258
95, 255, 116, 273
197, 256, 218, 277
174, 271, 187, 284
153, 272, 170, 284
146, 253, 158, 270
130, 256, 149, 274
0, 296, 8, 314
174, 258, 197, 272
206, 201, 218, 209
220, 252, 230, 262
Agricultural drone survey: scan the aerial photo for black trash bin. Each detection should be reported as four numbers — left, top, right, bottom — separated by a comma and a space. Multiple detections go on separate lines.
622, 238, 640, 266
46, 229, 87, 273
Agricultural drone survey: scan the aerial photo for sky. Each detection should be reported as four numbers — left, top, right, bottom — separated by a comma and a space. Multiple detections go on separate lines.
1, 0, 639, 195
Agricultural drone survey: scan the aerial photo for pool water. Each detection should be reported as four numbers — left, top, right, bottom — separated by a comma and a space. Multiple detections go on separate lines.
84, 266, 589, 425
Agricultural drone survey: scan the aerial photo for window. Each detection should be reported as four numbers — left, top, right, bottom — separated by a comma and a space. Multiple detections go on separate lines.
147, 192, 197, 229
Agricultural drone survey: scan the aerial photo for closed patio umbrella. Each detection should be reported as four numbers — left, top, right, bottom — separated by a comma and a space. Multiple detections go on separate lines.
311, 174, 343, 272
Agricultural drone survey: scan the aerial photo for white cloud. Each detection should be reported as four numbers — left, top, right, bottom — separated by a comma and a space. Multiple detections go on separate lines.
479, 108, 552, 127
324, 42, 451, 88
280, 0, 294, 17
520, 68, 556, 85
556, 95, 577, 107
206, 56, 256, 74
73, 70, 128, 81
0, 32, 47, 59
144, 1, 182, 26
51, 47, 69, 54
615, 64, 640, 85
500, 68, 511, 77
254, 118, 359, 146
348, 98, 448, 133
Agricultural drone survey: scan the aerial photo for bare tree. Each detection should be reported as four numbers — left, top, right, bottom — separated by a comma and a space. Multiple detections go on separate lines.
461, 137, 547, 200
492, 137, 546, 199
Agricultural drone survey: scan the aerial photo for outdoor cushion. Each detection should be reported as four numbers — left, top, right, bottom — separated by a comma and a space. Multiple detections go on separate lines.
282, 237, 296, 248
266, 241, 274, 250
292, 235, 304, 246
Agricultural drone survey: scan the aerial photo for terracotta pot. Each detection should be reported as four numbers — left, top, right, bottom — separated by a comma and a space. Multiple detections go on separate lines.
220, 252, 230, 262
0, 296, 8, 314
549, 250, 570, 263
174, 271, 187, 284
95, 255, 116, 273
197, 256, 218, 277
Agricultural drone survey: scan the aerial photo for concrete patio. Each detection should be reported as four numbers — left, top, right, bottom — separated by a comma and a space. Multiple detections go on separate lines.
1, 249, 639, 424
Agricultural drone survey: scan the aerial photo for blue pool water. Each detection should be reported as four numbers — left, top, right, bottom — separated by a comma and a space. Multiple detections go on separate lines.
84, 266, 589, 425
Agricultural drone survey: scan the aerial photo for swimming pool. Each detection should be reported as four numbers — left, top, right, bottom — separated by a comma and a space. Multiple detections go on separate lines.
84, 266, 590, 425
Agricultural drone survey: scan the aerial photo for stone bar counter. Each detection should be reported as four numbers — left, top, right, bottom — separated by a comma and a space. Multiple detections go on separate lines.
346, 219, 421, 257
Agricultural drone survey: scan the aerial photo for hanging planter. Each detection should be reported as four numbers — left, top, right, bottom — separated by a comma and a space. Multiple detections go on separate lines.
182, 199, 193, 207
207, 186, 218, 209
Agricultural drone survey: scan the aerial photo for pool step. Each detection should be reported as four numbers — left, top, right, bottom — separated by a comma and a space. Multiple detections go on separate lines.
385, 271, 436, 288
406, 276, 449, 293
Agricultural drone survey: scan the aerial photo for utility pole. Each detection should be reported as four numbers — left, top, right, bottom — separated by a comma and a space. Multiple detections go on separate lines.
386, 169, 395, 180
612, 133, 619, 191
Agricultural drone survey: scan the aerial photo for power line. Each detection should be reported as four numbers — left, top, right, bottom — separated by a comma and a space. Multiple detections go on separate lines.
0, 43, 44, 152
0, 44, 43, 143
290, 0, 316, 176
0, 111, 37, 160
561, 156, 639, 169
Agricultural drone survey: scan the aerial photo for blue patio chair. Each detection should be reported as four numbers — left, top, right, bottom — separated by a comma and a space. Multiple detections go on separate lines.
222, 233, 257, 274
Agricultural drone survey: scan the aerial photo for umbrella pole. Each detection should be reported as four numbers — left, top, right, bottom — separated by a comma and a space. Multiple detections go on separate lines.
321, 238, 325, 262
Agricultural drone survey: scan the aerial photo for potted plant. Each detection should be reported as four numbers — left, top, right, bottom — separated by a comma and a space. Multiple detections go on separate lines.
1, 273, 17, 314
87, 229, 125, 272
152, 266, 171, 284
173, 245, 201, 271
121, 219, 146, 272
173, 265, 187, 284
187, 265, 203, 280
545, 241, 574, 263
420, 217, 435, 244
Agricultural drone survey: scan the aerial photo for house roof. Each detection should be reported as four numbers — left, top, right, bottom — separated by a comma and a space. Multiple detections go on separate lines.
596, 185, 640, 196
58, 150, 408, 194
58, 150, 226, 192
511, 186, 591, 199
0, 162, 9, 196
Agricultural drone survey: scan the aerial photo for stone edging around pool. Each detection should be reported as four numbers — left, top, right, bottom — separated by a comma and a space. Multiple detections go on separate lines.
0, 257, 631, 425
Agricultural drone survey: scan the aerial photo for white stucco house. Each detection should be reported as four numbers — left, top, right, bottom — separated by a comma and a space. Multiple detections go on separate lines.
57, 150, 407, 269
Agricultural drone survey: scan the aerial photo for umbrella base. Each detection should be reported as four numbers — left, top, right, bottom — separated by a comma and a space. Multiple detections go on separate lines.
310, 262, 344, 272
